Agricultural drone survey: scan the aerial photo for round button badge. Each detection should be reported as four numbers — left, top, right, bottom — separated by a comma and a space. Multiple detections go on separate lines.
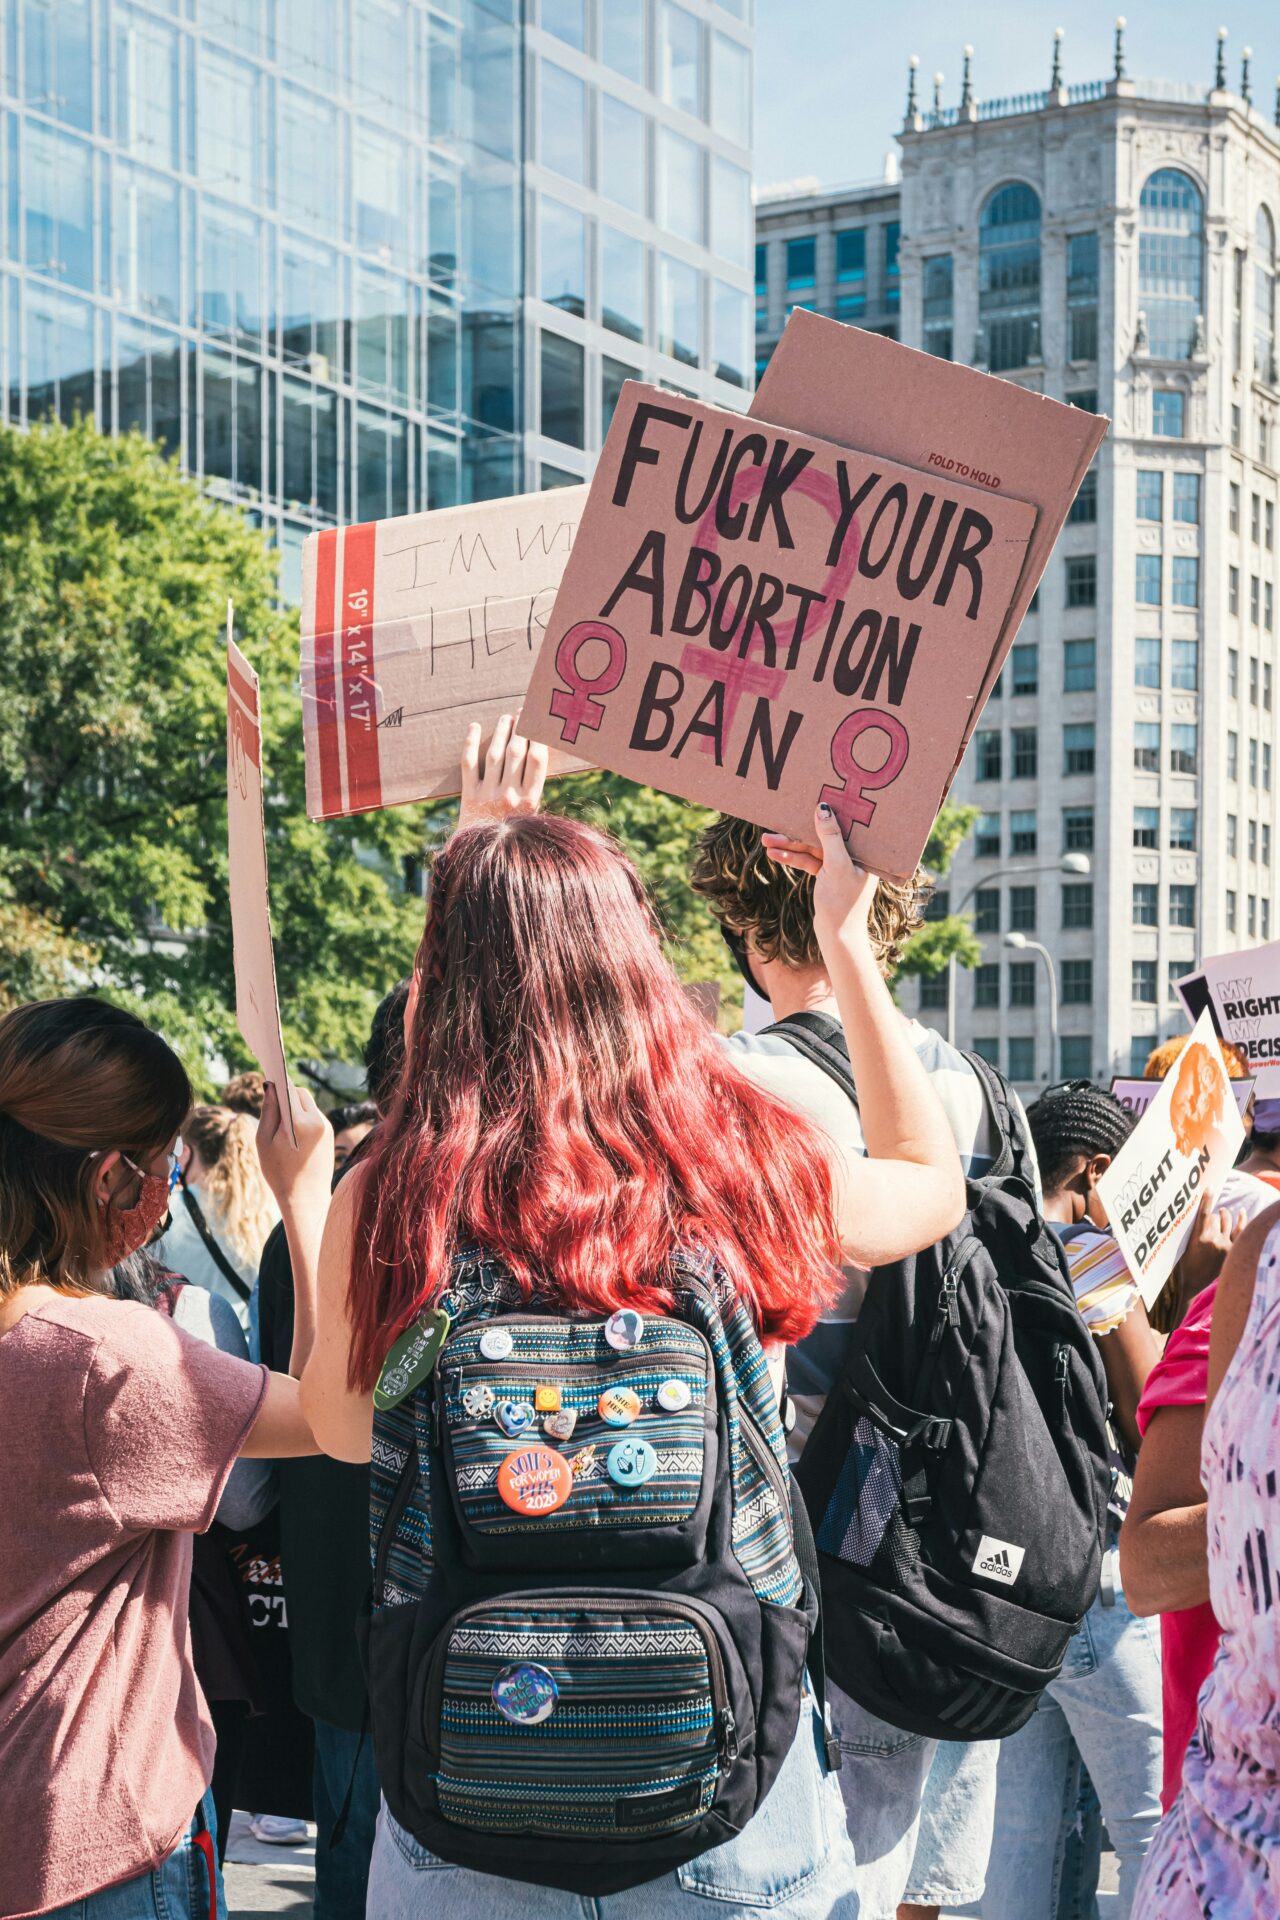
479, 1327, 514, 1361
597, 1386, 641, 1427
491, 1661, 559, 1725
604, 1309, 645, 1352
497, 1446, 573, 1516
656, 1378, 692, 1413
463, 1383, 496, 1420
607, 1438, 658, 1488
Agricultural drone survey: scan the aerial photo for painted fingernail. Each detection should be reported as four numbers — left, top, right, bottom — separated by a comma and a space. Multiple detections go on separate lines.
818, 803, 833, 818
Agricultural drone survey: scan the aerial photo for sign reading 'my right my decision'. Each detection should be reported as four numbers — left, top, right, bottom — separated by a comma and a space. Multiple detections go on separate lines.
1199, 939, 1280, 1096
521, 383, 1037, 882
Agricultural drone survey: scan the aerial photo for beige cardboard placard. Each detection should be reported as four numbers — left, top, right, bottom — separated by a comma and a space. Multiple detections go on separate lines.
299, 487, 589, 819
1097, 1011, 1246, 1311
1198, 940, 1280, 1097
227, 618, 299, 1148
751, 313, 1108, 765
520, 382, 1037, 882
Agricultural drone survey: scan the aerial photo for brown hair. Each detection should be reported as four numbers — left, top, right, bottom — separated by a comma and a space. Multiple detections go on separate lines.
0, 998, 191, 1295
690, 812, 933, 976
1143, 1035, 1250, 1081
184, 1104, 277, 1270
220, 1069, 266, 1117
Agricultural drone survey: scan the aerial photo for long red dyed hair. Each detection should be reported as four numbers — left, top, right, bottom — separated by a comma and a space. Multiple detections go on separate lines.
347, 814, 843, 1389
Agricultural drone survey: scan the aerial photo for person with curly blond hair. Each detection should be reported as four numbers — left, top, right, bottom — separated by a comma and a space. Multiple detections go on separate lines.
154, 1104, 279, 1331
689, 811, 1026, 1920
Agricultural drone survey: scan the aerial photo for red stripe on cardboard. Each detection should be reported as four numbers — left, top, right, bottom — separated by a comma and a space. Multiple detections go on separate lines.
227, 654, 259, 719
313, 529, 343, 818
340, 522, 382, 812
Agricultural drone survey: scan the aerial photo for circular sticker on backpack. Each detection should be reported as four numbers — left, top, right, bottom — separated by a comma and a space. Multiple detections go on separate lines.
598, 1386, 641, 1427
496, 1446, 573, 1516
491, 1661, 559, 1725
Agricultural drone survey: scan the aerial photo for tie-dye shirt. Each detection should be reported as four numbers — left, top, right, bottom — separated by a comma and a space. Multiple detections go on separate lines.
1134, 1216, 1280, 1917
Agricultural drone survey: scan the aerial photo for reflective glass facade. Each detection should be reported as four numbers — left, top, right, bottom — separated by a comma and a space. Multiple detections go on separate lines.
526, 0, 755, 487
2, 0, 526, 601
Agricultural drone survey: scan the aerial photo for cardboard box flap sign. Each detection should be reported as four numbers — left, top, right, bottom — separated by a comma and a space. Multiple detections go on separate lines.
227, 617, 300, 1147
1197, 938, 1280, 1096
1097, 1011, 1246, 1312
751, 313, 1108, 766
299, 486, 590, 819
1110, 1076, 1256, 1123
520, 381, 1037, 882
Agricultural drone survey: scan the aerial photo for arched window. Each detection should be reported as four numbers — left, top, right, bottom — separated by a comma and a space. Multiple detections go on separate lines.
1138, 169, 1203, 360
1255, 206, 1276, 382
978, 183, 1041, 373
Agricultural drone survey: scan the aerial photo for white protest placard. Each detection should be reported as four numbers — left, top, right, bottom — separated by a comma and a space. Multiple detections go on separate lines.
1198, 940, 1280, 1096
1110, 1076, 1256, 1123
299, 487, 588, 819
227, 613, 299, 1147
1097, 1011, 1246, 1310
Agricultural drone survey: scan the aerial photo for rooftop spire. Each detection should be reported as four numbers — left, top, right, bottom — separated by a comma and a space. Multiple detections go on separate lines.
1243, 46, 1253, 104
1050, 26, 1064, 90
1215, 26, 1228, 91
906, 53, 919, 119
932, 70, 944, 121
1113, 16, 1126, 82
960, 44, 974, 109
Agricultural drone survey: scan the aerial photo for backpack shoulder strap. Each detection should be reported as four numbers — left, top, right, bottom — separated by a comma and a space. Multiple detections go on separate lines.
958, 1048, 1030, 1187
178, 1181, 253, 1304
758, 1010, 858, 1108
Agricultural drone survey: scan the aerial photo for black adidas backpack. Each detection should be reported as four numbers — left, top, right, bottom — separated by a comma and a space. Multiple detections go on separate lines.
360, 1245, 839, 1896
767, 1011, 1111, 1742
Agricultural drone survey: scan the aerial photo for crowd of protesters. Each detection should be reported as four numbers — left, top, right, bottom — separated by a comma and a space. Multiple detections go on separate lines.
2, 720, 1279, 1919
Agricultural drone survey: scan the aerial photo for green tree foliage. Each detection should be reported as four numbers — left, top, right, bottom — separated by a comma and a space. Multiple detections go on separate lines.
893, 801, 982, 983
0, 420, 427, 1090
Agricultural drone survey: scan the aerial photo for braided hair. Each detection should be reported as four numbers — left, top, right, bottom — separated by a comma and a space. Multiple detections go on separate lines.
1026, 1080, 1136, 1196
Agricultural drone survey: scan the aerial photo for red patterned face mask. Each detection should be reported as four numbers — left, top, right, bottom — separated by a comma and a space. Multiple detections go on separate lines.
96, 1149, 176, 1266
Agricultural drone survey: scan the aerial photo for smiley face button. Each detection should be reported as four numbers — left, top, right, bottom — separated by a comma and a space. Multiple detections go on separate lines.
497, 1446, 573, 1516
607, 1438, 658, 1488
598, 1385, 641, 1427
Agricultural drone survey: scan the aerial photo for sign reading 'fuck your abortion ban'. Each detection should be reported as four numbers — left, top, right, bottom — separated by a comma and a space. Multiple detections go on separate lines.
520, 384, 1038, 882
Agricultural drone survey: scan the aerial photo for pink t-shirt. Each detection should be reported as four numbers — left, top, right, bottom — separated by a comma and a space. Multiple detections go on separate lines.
1135, 1280, 1220, 1813
0, 1292, 267, 1918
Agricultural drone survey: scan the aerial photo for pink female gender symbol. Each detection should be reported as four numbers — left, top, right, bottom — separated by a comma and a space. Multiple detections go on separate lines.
548, 621, 628, 743
819, 709, 911, 837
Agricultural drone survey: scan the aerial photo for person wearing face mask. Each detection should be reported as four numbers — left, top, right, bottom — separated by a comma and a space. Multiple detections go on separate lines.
0, 996, 331, 1920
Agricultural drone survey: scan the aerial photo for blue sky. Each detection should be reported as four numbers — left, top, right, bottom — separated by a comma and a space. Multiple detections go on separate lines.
754, 4, 1280, 192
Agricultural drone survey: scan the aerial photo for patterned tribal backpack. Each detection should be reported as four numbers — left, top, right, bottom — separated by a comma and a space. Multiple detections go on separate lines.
360, 1245, 836, 1896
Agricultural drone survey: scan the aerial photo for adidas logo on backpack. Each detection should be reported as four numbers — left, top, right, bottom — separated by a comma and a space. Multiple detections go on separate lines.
766, 1012, 1111, 1744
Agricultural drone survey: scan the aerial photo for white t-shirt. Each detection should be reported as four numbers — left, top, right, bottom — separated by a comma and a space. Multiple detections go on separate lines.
722, 1017, 1016, 1455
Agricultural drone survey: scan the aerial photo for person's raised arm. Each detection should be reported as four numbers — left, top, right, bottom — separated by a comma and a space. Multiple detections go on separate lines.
255, 1082, 336, 1379
299, 1168, 375, 1463
457, 714, 548, 831
762, 805, 965, 1268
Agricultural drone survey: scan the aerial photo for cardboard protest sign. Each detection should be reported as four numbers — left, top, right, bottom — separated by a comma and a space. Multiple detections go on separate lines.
751, 313, 1108, 762
227, 619, 300, 1148
1110, 1076, 1255, 1123
1172, 967, 1218, 1034
1198, 940, 1280, 1096
520, 383, 1037, 881
1097, 1011, 1246, 1310
299, 487, 589, 818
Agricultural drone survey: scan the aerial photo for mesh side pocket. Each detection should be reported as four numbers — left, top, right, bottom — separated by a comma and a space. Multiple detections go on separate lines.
815, 1416, 903, 1568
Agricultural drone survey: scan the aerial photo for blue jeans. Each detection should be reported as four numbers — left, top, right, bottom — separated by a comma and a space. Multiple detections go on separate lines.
972, 1552, 1163, 1920
366, 1687, 857, 1916
43, 1790, 225, 1920
312, 1718, 380, 1920
828, 1681, 997, 1918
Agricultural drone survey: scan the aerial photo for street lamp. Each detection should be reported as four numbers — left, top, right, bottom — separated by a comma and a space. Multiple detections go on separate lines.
1004, 932, 1060, 1083
945, 852, 1090, 1046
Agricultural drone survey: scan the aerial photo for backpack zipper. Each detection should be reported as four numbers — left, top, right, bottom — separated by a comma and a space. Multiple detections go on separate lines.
914, 1238, 982, 1404
423, 1590, 738, 1769
1055, 1344, 1070, 1419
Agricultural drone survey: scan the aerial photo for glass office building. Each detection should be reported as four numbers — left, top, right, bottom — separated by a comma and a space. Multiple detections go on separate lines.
1, 0, 753, 598
3, 0, 521, 602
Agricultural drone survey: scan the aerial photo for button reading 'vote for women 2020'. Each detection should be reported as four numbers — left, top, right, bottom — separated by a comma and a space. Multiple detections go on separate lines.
607, 1438, 658, 1488
497, 1446, 573, 1516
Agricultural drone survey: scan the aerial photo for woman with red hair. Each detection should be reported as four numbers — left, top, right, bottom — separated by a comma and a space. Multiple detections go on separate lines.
264, 723, 965, 1914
